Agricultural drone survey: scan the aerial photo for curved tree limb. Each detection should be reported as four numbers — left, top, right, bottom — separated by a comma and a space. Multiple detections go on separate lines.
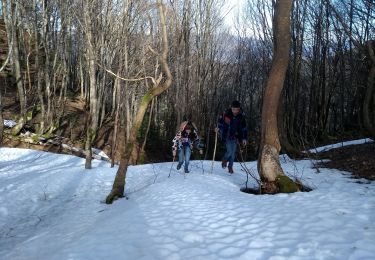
106, 0, 173, 204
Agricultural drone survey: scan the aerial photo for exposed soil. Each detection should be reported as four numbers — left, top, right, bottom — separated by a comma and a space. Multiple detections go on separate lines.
315, 142, 375, 181
0, 84, 117, 160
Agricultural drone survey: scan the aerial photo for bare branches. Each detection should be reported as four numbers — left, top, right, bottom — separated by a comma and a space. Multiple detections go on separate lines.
0, 38, 12, 73
97, 63, 157, 85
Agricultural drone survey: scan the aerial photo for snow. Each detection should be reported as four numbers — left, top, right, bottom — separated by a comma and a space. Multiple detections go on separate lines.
3, 119, 17, 128
92, 147, 110, 159
308, 138, 373, 153
0, 139, 374, 260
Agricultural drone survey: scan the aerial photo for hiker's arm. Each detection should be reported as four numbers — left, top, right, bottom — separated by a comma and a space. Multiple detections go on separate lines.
192, 138, 204, 154
216, 113, 225, 133
179, 121, 188, 131
197, 139, 204, 154
172, 139, 177, 157
172, 132, 181, 157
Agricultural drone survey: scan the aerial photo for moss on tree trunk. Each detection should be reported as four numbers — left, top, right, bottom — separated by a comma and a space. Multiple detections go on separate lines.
276, 176, 299, 193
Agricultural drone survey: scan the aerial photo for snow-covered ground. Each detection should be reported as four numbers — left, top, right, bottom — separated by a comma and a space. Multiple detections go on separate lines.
308, 138, 373, 153
0, 140, 374, 260
3, 120, 17, 128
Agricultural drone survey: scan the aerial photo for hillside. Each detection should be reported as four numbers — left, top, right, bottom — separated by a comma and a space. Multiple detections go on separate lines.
0, 139, 374, 260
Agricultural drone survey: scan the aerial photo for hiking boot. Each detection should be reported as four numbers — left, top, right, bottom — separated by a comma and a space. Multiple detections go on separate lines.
228, 166, 234, 174
184, 169, 190, 173
221, 160, 228, 168
177, 163, 183, 170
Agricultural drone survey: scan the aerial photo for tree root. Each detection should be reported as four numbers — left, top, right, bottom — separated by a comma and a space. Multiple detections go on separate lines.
105, 189, 124, 204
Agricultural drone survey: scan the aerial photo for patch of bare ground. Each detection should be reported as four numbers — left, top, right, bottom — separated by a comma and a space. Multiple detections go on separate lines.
315, 142, 375, 181
1, 89, 117, 161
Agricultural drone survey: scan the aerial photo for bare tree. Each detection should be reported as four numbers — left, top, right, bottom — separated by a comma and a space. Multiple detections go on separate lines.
82, 0, 100, 169
257, 0, 298, 193
2, 0, 26, 135
1, 0, 372, 169
328, 1, 375, 138
363, 40, 375, 138
106, 0, 173, 204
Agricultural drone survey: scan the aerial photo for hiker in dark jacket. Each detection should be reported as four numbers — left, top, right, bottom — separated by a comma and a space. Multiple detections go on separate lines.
216, 100, 248, 174
172, 121, 203, 173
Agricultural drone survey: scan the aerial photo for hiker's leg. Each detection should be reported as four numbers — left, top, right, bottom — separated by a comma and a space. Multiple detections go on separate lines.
177, 148, 184, 169
178, 148, 184, 164
184, 146, 191, 172
228, 140, 237, 168
223, 140, 232, 161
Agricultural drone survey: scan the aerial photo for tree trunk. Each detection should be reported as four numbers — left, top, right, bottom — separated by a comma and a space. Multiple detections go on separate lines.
363, 41, 375, 138
2, 0, 26, 135
257, 0, 298, 193
83, 1, 99, 169
278, 91, 302, 159
106, 0, 173, 204
34, 0, 46, 134
140, 99, 155, 163
111, 106, 120, 168
79, 57, 85, 101
0, 90, 3, 146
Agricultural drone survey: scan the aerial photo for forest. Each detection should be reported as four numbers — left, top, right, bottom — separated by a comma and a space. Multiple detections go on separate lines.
0, 0, 374, 196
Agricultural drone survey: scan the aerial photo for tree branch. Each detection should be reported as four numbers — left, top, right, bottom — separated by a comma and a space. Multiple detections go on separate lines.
97, 63, 156, 85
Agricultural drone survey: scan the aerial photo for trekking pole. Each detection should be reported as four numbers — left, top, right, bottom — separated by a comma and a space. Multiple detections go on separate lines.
200, 151, 205, 174
168, 156, 176, 178
210, 128, 218, 174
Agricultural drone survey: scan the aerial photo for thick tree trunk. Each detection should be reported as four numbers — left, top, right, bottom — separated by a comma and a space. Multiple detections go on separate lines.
106, 94, 153, 203
106, 86, 172, 204
106, 0, 172, 204
257, 0, 298, 193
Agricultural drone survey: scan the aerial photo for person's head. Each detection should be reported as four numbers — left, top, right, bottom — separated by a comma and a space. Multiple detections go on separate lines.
184, 123, 193, 133
183, 114, 192, 122
231, 100, 241, 115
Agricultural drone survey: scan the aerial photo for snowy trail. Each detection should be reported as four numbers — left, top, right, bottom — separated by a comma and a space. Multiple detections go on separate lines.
0, 149, 115, 258
0, 144, 375, 260
129, 169, 375, 260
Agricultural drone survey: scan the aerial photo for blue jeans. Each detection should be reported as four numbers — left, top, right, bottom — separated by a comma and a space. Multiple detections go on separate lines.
178, 146, 191, 172
223, 139, 237, 167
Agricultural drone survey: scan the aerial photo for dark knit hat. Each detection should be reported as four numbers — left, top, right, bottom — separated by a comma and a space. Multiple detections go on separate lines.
231, 100, 241, 108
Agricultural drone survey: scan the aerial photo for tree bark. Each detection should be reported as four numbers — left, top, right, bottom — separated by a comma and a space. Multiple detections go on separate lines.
257, 0, 298, 193
34, 0, 46, 134
140, 99, 155, 163
83, 0, 100, 169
